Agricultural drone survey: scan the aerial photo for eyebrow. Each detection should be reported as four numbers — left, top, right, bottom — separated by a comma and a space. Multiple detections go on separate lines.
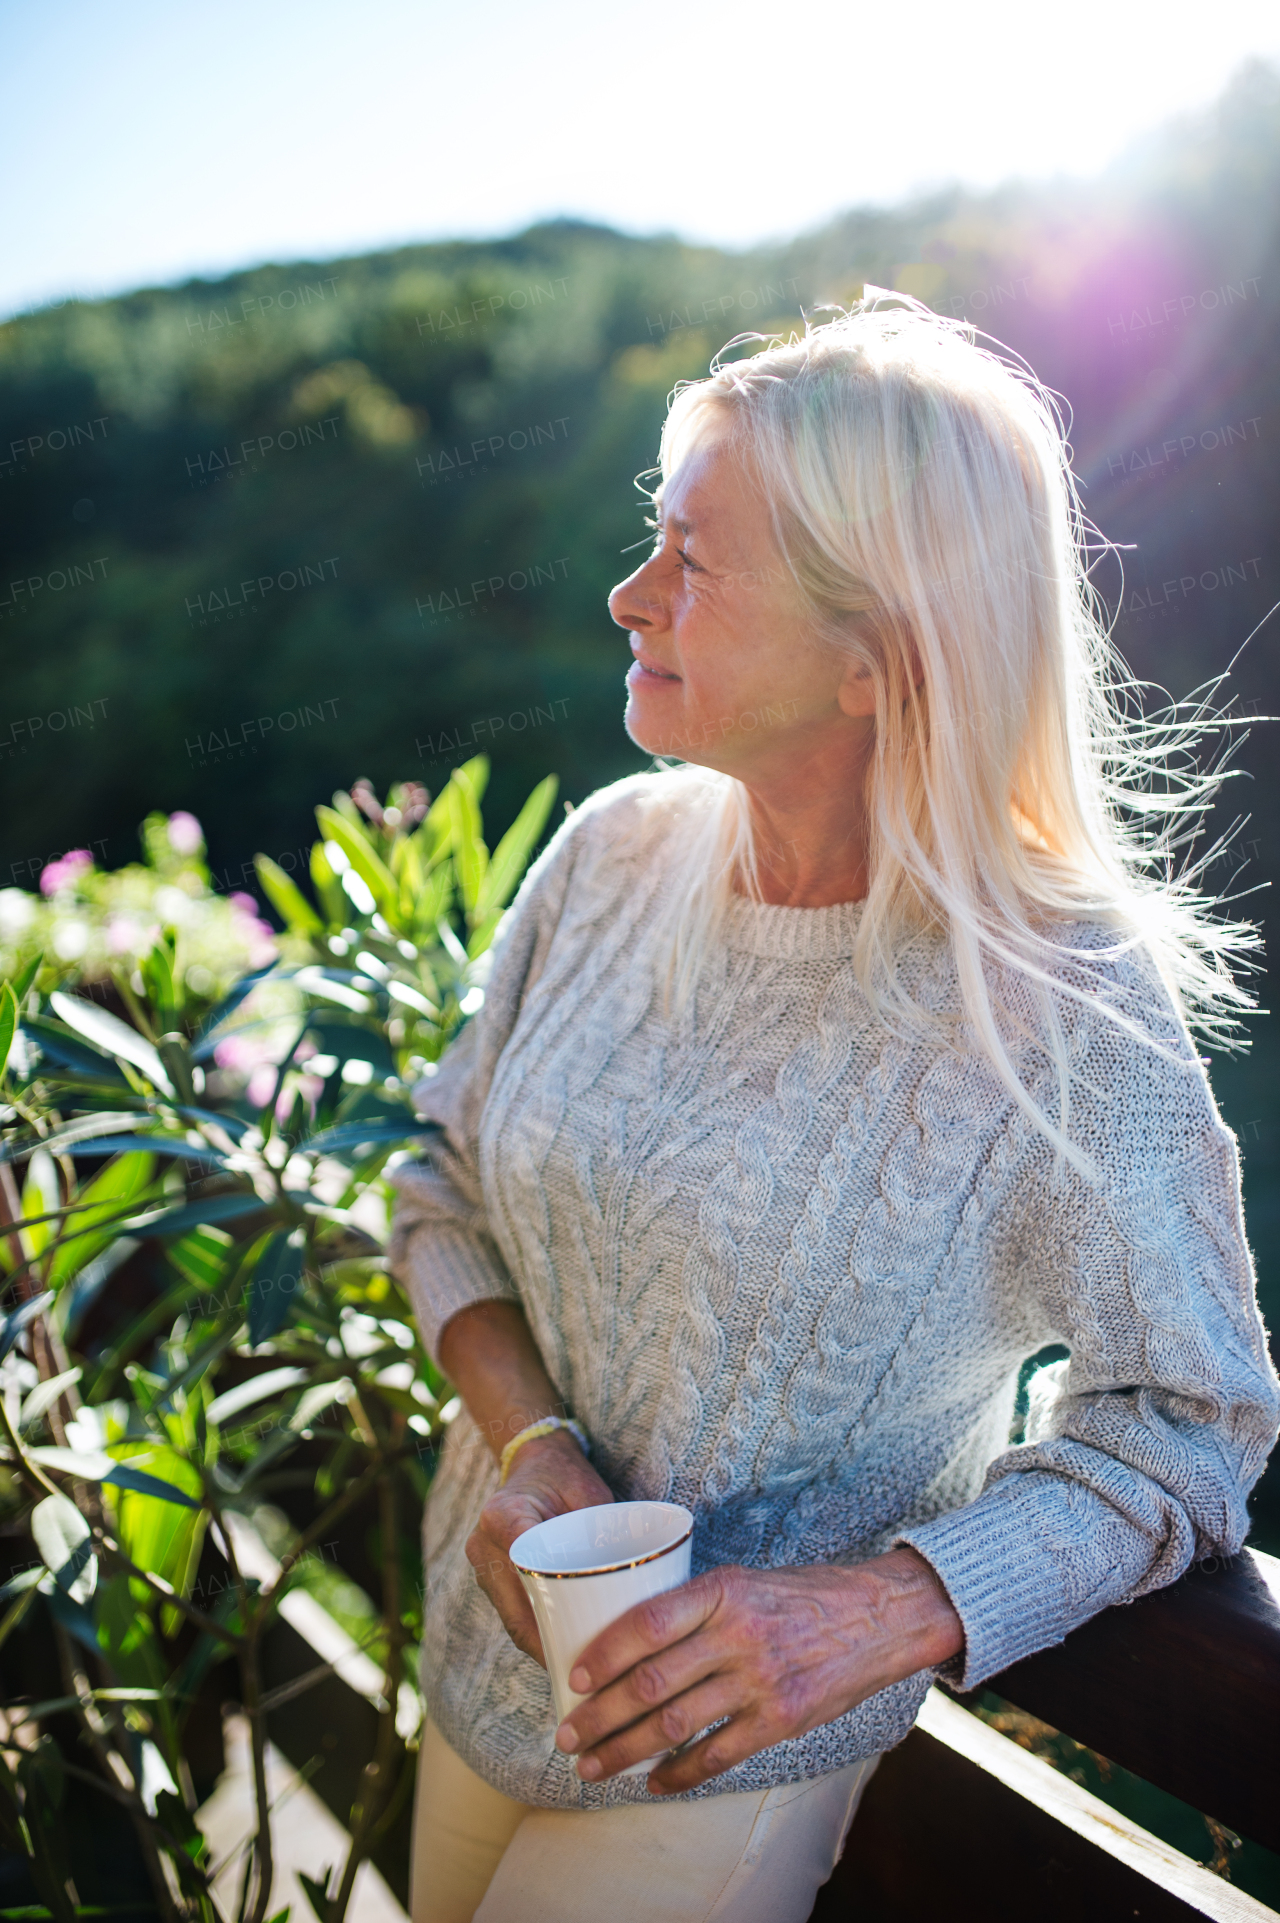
653, 504, 693, 535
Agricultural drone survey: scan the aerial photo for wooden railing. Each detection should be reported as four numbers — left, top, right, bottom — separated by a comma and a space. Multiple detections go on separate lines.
814, 1548, 1280, 1921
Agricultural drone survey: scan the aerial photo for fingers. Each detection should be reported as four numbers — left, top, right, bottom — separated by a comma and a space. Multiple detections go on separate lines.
466, 1527, 546, 1665
563, 1674, 740, 1785
646, 1708, 774, 1795
568, 1572, 724, 1695
557, 1622, 723, 1754
475, 1490, 547, 1554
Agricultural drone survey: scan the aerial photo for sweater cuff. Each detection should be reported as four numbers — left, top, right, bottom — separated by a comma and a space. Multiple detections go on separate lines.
391, 1221, 520, 1366
895, 1474, 1094, 1692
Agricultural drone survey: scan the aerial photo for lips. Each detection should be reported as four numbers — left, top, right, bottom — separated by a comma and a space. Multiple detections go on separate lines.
627, 649, 681, 682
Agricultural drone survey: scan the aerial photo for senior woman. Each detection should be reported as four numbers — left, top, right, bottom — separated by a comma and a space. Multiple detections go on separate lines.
389, 296, 1280, 1923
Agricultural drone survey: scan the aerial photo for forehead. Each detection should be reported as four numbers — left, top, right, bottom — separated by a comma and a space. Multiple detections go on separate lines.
657, 438, 765, 541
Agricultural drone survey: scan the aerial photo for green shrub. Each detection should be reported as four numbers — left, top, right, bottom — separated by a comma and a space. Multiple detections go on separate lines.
0, 760, 556, 1923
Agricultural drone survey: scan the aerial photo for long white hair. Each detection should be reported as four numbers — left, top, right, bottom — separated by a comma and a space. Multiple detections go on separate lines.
637, 294, 1260, 1178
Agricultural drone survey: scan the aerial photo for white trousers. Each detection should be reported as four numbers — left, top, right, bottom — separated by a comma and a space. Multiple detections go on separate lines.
410, 1717, 877, 1923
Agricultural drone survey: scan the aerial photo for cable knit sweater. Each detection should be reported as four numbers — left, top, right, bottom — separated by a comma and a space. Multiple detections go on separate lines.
388, 769, 1280, 1810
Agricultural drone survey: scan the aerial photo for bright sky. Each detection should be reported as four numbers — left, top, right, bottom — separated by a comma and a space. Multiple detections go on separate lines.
4, 0, 1279, 319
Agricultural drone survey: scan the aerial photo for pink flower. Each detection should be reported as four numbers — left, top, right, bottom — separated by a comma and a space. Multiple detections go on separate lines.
247, 1064, 278, 1110
230, 893, 278, 967
39, 850, 94, 896
280, 1072, 324, 1122
213, 1032, 274, 1072
106, 915, 142, 954
167, 812, 204, 857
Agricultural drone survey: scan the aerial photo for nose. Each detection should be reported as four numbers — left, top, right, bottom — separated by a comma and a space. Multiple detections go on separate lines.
608, 554, 670, 634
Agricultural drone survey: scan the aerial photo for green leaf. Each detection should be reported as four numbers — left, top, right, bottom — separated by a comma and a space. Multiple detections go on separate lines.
256, 854, 323, 935
7, 951, 43, 1004
315, 806, 397, 912
475, 774, 558, 925
166, 1223, 236, 1291
0, 1566, 47, 1606
28, 1448, 203, 1509
206, 1366, 307, 1425
140, 933, 180, 1031
189, 962, 280, 1060
446, 769, 487, 914
58, 1134, 227, 1167
413, 863, 453, 934
302, 1117, 432, 1156
108, 1447, 206, 1600
155, 1033, 196, 1106
288, 1378, 352, 1433
19, 1150, 60, 1260
0, 1579, 40, 1656
9, 1110, 144, 1161
123, 1192, 272, 1239
18, 1368, 81, 1431
17, 1016, 130, 1085
299, 1869, 336, 1923
0, 982, 18, 1079
0, 1292, 54, 1363
31, 1493, 97, 1605
48, 1153, 156, 1291
48, 993, 173, 1093
457, 752, 489, 802
248, 1229, 306, 1346
309, 838, 347, 924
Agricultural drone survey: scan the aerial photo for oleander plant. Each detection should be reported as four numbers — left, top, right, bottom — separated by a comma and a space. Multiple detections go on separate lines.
0, 760, 558, 1923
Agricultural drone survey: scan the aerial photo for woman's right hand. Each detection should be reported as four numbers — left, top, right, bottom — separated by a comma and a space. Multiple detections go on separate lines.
465, 1430, 614, 1665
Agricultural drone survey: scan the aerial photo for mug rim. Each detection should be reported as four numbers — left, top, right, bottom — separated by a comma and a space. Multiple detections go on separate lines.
510, 1502, 693, 1579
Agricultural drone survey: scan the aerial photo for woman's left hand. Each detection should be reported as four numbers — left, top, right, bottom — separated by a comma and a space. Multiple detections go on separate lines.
553, 1546, 963, 1795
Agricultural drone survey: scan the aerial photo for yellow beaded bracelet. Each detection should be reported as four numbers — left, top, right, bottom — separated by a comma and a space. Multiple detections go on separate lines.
498, 1415, 590, 1486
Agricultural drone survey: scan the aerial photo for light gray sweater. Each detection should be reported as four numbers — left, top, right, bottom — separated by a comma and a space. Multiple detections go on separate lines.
388, 770, 1280, 1809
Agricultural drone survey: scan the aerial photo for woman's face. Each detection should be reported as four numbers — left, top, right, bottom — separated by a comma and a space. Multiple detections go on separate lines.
609, 434, 873, 782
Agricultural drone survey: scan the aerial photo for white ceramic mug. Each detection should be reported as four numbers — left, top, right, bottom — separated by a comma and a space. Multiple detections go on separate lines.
509, 1500, 694, 1777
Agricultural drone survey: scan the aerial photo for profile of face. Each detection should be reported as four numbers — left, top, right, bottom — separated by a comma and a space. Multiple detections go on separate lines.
608, 434, 877, 786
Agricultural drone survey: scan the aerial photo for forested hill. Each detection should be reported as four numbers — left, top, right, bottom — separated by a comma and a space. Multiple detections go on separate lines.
1, 60, 1277, 894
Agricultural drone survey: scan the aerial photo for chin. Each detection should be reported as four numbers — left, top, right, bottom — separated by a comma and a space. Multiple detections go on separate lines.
622, 705, 673, 758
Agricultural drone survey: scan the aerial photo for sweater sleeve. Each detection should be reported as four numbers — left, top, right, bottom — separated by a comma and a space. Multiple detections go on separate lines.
897, 1025, 1280, 1690
386, 800, 586, 1363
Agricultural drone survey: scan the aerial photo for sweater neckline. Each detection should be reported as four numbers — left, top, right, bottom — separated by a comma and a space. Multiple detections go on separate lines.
721, 890, 865, 960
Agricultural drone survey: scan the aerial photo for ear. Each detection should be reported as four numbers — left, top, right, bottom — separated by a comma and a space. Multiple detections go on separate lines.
836, 655, 878, 719
836, 642, 924, 719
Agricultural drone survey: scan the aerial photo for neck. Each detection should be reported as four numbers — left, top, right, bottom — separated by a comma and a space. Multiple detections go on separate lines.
734, 785, 871, 909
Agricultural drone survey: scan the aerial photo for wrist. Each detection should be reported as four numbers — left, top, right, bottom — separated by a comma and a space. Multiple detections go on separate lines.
864, 1545, 965, 1673
498, 1414, 590, 1485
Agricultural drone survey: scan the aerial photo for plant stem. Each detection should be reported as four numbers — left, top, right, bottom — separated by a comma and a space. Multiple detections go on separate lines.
237, 1637, 275, 1923
52, 1621, 182, 1923
327, 1458, 409, 1923
92, 1530, 242, 1647
251, 1441, 416, 1627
